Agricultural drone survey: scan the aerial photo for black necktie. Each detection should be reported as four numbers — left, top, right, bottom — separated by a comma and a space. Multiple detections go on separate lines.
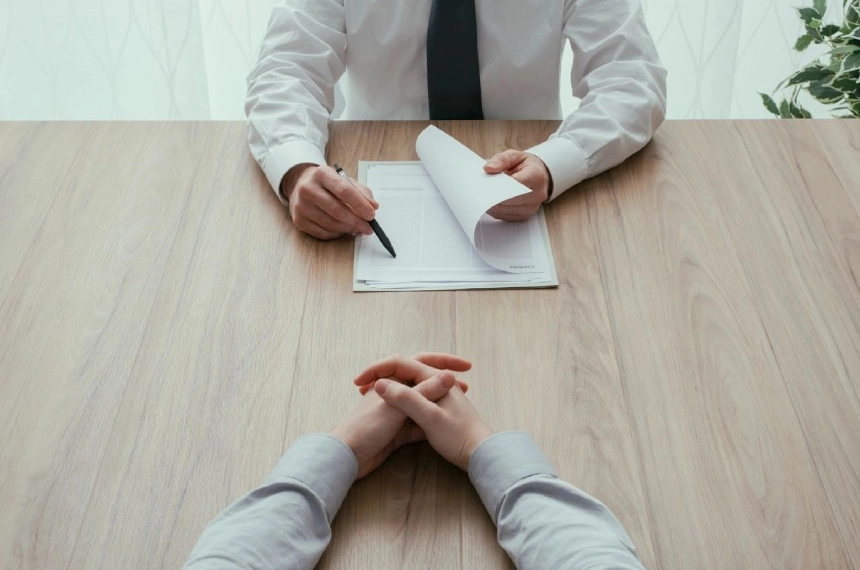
426, 0, 484, 120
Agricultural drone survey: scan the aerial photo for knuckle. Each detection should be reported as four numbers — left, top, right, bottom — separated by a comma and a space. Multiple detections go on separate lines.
293, 201, 308, 217
329, 180, 348, 197
415, 382, 435, 399
330, 203, 353, 222
295, 181, 312, 199
292, 213, 308, 230
320, 218, 341, 232
388, 385, 408, 401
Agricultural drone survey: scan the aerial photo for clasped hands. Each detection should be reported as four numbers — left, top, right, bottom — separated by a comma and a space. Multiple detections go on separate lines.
284, 149, 551, 240
331, 353, 493, 479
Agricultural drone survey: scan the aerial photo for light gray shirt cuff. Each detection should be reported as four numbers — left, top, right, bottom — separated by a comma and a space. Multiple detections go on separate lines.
468, 431, 556, 521
267, 433, 358, 523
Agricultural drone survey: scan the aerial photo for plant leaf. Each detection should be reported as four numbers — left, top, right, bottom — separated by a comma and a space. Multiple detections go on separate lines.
760, 93, 781, 115
796, 34, 815, 51
798, 6, 821, 24
809, 80, 846, 103
806, 25, 825, 42
832, 75, 858, 90
841, 52, 860, 72
847, 4, 860, 27
790, 101, 813, 118
814, 0, 827, 15
779, 99, 792, 118
820, 24, 841, 36
830, 45, 860, 55
788, 65, 835, 84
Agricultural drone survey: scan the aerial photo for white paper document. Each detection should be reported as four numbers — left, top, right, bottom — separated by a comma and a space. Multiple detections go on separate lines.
354, 126, 558, 291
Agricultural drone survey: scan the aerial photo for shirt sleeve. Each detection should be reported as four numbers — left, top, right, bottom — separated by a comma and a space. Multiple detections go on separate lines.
468, 431, 645, 570
527, 0, 668, 200
245, 0, 346, 203
182, 434, 357, 570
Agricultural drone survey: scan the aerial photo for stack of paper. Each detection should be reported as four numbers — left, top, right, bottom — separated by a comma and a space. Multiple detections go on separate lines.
354, 126, 558, 291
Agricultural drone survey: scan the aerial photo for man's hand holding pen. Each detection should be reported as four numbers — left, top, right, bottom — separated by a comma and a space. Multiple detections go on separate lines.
281, 163, 378, 240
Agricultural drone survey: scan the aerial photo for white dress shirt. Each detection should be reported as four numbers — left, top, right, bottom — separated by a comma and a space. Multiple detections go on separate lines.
246, 0, 667, 204
183, 432, 645, 569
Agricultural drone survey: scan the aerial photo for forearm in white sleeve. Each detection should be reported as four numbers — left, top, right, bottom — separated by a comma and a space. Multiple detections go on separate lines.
528, 0, 668, 200
245, 0, 346, 203
469, 431, 645, 570
182, 434, 357, 570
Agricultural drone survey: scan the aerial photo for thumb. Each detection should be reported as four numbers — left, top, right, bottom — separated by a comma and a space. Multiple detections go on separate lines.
484, 150, 524, 174
375, 379, 440, 425
413, 371, 456, 403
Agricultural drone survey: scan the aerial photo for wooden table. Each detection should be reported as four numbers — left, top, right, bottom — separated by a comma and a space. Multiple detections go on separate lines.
1, 120, 859, 569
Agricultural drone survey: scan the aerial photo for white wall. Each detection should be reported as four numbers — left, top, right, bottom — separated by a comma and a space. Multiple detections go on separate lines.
0, 0, 838, 120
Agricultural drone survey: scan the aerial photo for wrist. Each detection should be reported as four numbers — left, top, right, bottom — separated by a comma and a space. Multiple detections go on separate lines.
460, 424, 494, 470
329, 426, 357, 457
528, 153, 553, 202
281, 163, 317, 203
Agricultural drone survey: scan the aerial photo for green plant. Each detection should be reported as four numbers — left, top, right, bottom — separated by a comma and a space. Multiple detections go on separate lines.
761, 0, 860, 118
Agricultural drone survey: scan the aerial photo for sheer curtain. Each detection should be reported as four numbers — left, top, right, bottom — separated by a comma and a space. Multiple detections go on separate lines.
0, 0, 832, 120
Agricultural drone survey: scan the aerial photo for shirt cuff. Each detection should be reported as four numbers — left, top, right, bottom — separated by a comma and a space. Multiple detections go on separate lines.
261, 140, 327, 205
468, 431, 556, 522
266, 433, 358, 524
527, 137, 590, 201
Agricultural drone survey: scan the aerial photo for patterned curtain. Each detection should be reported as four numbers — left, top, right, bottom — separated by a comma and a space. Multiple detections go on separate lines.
0, 0, 834, 120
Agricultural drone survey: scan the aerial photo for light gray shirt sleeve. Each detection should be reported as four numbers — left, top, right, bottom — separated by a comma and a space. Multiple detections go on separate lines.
468, 431, 645, 570
182, 433, 357, 570
183, 431, 643, 570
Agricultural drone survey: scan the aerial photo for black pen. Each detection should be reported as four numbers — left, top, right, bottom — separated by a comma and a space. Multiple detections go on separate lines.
333, 163, 396, 258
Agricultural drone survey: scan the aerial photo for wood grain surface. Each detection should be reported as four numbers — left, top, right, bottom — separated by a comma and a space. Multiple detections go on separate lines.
0, 120, 858, 569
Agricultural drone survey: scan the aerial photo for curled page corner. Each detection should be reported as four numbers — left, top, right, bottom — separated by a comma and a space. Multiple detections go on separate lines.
415, 125, 538, 273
